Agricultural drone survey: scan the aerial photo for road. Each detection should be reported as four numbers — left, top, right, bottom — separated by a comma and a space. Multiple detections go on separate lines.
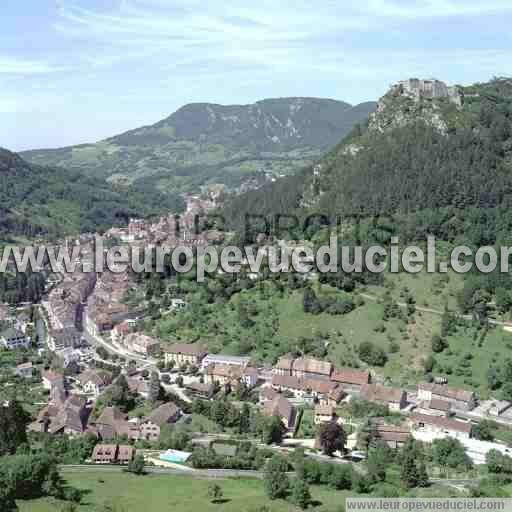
61, 464, 274, 479
60, 464, 482, 488
81, 307, 156, 366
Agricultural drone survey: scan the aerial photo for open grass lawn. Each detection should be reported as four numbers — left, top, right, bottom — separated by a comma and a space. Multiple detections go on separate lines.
18, 471, 351, 512
434, 323, 512, 398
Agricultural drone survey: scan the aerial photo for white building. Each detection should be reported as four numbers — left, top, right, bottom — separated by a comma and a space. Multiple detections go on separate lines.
0, 327, 30, 350
15, 362, 34, 379
42, 370, 65, 391
201, 354, 250, 371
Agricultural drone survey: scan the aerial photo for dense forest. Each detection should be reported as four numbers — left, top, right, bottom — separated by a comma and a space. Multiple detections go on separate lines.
218, 78, 512, 319
0, 148, 184, 241
222, 78, 512, 235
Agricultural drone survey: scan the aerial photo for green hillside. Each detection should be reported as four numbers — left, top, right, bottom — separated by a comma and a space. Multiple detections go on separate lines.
202, 77, 512, 397
20, 98, 376, 195
0, 148, 183, 242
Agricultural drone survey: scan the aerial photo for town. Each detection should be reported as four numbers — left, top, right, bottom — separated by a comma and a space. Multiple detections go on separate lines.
2, 192, 512, 489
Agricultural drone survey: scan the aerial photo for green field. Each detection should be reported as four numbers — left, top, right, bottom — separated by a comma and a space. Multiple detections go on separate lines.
18, 471, 351, 512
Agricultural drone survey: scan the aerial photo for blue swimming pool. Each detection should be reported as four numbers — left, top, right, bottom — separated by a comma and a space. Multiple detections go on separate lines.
159, 449, 191, 464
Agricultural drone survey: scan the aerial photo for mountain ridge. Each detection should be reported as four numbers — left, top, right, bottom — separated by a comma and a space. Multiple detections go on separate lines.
21, 97, 376, 195
221, 77, 512, 232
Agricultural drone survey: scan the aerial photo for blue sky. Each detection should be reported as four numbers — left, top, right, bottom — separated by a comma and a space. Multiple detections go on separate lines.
2, 0, 512, 151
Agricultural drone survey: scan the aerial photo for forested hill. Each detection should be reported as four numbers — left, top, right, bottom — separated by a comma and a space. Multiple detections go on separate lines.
20, 98, 376, 195
0, 148, 183, 242
222, 77, 512, 236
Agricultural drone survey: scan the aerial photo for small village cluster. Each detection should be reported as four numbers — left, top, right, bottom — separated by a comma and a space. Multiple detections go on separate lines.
6, 320, 512, 467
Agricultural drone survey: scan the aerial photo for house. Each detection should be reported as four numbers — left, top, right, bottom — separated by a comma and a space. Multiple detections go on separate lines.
163, 343, 208, 367
242, 367, 259, 387
372, 421, 412, 449
327, 386, 346, 407
417, 383, 476, 411
259, 386, 279, 405
122, 333, 160, 357
415, 398, 451, 417
331, 367, 371, 392
47, 328, 81, 351
273, 356, 333, 379
360, 384, 407, 412
78, 370, 113, 397
126, 377, 150, 399
314, 404, 336, 425
271, 374, 337, 403
485, 400, 512, 417
111, 320, 135, 345
92, 444, 118, 464
140, 402, 181, 441
263, 395, 297, 431
206, 364, 244, 386
56, 347, 81, 368
169, 298, 187, 311
185, 382, 213, 399
42, 370, 65, 391
201, 354, 250, 371
117, 444, 136, 464
292, 357, 332, 379
92, 406, 140, 441
30, 392, 89, 436
15, 362, 33, 379
273, 356, 294, 376
409, 413, 472, 440
0, 326, 30, 350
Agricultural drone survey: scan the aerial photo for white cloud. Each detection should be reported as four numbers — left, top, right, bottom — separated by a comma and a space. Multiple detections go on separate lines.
0, 57, 64, 75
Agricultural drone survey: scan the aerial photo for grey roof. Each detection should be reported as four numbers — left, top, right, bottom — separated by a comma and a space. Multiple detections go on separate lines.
144, 402, 180, 427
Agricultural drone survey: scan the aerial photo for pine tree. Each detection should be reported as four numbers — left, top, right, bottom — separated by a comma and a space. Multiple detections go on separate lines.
239, 403, 251, 434
401, 451, 419, 489
417, 460, 429, 488
290, 476, 311, 509
263, 455, 290, 500
148, 371, 164, 403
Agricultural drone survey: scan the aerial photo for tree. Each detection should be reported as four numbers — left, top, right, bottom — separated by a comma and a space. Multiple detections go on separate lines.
417, 460, 429, 488
317, 421, 346, 456
400, 439, 429, 489
400, 446, 419, 489
239, 403, 251, 435
175, 375, 184, 388
207, 483, 223, 503
106, 374, 136, 412
0, 400, 30, 456
432, 438, 472, 470
262, 416, 285, 445
263, 455, 290, 500
290, 476, 311, 509
472, 420, 495, 441
366, 442, 390, 483
303, 287, 322, 314
431, 334, 447, 353
358, 341, 387, 366
148, 371, 164, 402
126, 455, 145, 475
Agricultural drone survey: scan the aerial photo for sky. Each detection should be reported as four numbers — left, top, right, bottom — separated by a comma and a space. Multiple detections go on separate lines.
2, 0, 512, 151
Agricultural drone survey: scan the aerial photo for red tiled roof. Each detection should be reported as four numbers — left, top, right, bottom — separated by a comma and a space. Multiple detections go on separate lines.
361, 384, 406, 404
418, 383, 474, 403
331, 367, 370, 386
410, 413, 472, 434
